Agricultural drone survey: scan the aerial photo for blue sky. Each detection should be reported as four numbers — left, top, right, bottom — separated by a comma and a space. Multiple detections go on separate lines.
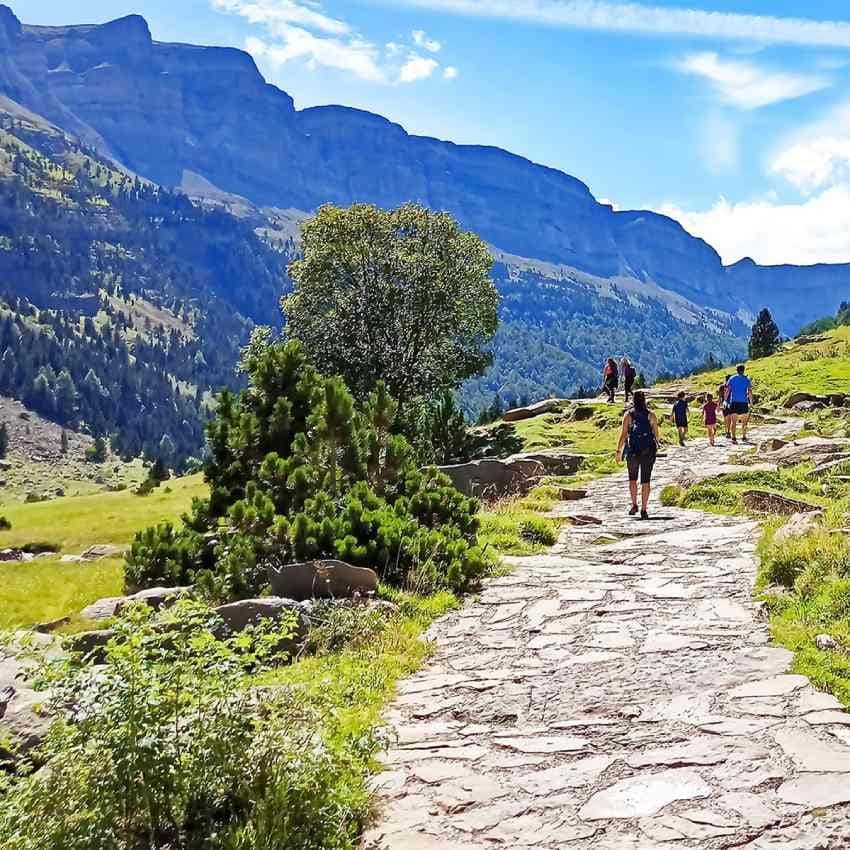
15, 0, 850, 266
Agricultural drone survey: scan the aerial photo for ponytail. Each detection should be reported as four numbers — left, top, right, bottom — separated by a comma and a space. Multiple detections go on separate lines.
633, 390, 648, 412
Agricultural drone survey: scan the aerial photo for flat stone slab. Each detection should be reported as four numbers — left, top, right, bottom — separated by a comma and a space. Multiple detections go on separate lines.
579, 769, 712, 820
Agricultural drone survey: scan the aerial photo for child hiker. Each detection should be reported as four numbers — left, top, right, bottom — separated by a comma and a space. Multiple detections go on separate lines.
702, 392, 718, 447
672, 392, 689, 446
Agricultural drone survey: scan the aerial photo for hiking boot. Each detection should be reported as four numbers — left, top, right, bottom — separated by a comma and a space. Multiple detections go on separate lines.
629, 504, 639, 516
725, 432, 732, 439
640, 510, 650, 520
679, 437, 685, 446
732, 437, 738, 444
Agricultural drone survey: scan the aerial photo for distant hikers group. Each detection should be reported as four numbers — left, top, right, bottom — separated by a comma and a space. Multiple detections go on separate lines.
602, 357, 637, 404
613, 362, 754, 519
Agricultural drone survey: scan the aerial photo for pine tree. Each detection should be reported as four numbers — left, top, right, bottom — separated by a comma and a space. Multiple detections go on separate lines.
60, 429, 69, 455
749, 308, 781, 360
0, 422, 8, 458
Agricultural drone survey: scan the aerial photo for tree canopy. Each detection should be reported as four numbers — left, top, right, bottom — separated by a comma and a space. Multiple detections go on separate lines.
749, 308, 781, 360
284, 203, 499, 415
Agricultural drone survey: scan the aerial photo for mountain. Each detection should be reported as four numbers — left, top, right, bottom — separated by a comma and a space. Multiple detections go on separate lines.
1, 4, 846, 333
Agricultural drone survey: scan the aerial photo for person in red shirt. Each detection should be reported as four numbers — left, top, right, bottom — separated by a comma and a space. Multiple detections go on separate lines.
702, 393, 719, 447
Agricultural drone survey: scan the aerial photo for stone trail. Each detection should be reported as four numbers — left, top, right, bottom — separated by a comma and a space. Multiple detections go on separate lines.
366, 420, 850, 849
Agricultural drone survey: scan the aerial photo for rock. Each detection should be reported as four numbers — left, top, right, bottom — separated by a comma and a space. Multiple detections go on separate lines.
557, 488, 588, 501
518, 451, 583, 477
0, 548, 22, 561
816, 633, 838, 650
439, 456, 546, 498
774, 512, 821, 544
794, 400, 826, 412
741, 490, 821, 516
214, 598, 309, 649
81, 586, 191, 622
267, 560, 378, 602
67, 629, 115, 657
829, 393, 848, 407
571, 405, 595, 422
569, 515, 603, 526
502, 398, 566, 422
810, 454, 850, 477
784, 391, 828, 408
80, 544, 123, 561
768, 437, 850, 467
0, 655, 50, 758
758, 437, 788, 453
35, 616, 71, 633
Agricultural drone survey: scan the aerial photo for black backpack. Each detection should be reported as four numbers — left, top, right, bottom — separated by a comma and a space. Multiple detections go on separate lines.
628, 408, 655, 455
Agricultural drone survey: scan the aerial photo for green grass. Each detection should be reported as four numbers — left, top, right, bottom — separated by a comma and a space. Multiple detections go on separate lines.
0, 475, 205, 629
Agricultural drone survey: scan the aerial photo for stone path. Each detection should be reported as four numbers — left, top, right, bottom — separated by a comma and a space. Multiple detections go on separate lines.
366, 421, 850, 849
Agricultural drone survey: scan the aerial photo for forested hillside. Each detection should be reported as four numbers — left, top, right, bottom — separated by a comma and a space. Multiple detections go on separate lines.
0, 106, 293, 462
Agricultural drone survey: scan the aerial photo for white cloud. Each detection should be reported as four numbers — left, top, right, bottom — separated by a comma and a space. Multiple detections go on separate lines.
214, 1, 456, 83
675, 52, 830, 110
443, 65, 458, 79
387, 0, 850, 49
412, 29, 442, 52
770, 102, 850, 193
212, 0, 349, 35
245, 31, 385, 81
658, 185, 850, 266
399, 54, 440, 83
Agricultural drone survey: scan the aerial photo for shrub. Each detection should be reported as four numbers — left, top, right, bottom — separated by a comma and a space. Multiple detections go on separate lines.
126, 337, 487, 599
761, 531, 850, 590
0, 602, 371, 850
0, 517, 10, 531
519, 515, 558, 546
84, 436, 108, 463
660, 485, 684, 507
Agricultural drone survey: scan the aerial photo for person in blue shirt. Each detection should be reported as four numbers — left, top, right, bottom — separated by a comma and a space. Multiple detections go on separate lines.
671, 392, 689, 446
726, 363, 753, 444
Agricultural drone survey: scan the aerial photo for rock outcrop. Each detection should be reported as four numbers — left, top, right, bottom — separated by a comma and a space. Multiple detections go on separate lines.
267, 560, 379, 602
742, 491, 821, 516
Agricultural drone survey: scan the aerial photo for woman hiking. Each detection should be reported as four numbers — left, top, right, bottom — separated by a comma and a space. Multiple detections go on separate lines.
621, 357, 637, 403
616, 390, 660, 520
603, 357, 619, 404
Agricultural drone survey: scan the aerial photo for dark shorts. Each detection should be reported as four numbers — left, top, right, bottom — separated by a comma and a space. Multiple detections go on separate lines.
729, 402, 749, 415
627, 451, 656, 484
675, 418, 688, 429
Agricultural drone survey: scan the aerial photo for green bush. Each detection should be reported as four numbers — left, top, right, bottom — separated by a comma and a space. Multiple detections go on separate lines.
0, 517, 10, 531
660, 485, 684, 507
518, 515, 558, 546
761, 531, 850, 590
127, 337, 488, 599
0, 601, 371, 850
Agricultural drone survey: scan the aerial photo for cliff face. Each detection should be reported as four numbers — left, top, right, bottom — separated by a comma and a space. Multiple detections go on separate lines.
0, 4, 845, 331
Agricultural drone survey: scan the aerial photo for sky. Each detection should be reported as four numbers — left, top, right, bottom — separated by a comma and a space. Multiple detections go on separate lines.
15, 0, 850, 267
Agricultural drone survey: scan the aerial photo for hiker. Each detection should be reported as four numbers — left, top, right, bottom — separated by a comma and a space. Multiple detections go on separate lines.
727, 363, 753, 444
622, 357, 637, 402
719, 375, 733, 439
616, 390, 660, 520
702, 392, 718, 447
671, 391, 689, 446
602, 358, 619, 404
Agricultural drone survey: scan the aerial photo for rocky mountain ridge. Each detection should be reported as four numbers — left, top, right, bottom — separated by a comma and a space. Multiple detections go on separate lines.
1, 4, 847, 332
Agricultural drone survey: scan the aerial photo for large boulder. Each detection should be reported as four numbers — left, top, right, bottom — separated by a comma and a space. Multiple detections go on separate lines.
267, 560, 379, 602
439, 452, 583, 499
784, 392, 829, 408
439, 456, 545, 498
766, 437, 850, 468
0, 651, 51, 759
81, 586, 191, 623
503, 398, 567, 422
774, 512, 822, 544
742, 491, 821, 516
810, 455, 850, 478
214, 598, 309, 654
80, 544, 123, 561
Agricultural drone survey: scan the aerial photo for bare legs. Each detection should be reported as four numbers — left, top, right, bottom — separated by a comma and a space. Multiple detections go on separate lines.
629, 480, 651, 511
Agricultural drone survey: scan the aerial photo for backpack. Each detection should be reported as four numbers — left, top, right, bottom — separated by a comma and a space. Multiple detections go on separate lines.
624, 365, 636, 380
627, 408, 655, 455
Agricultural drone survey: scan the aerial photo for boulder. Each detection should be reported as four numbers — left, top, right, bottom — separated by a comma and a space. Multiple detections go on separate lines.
503, 398, 566, 422
829, 394, 848, 408
774, 512, 821, 544
67, 629, 115, 657
810, 455, 850, 478
0, 655, 50, 758
80, 544, 123, 561
742, 491, 821, 516
758, 438, 788, 454
215, 596, 310, 639
267, 560, 379, 602
767, 437, 850, 468
816, 634, 838, 650
439, 456, 545, 498
81, 586, 191, 623
518, 452, 583, 478
784, 391, 828, 408
793, 400, 825, 413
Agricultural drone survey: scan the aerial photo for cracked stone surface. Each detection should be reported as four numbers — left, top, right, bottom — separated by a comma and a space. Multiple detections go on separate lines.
366, 422, 850, 848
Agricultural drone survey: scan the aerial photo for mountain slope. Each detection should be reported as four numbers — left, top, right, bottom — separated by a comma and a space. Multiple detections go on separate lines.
0, 4, 845, 333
